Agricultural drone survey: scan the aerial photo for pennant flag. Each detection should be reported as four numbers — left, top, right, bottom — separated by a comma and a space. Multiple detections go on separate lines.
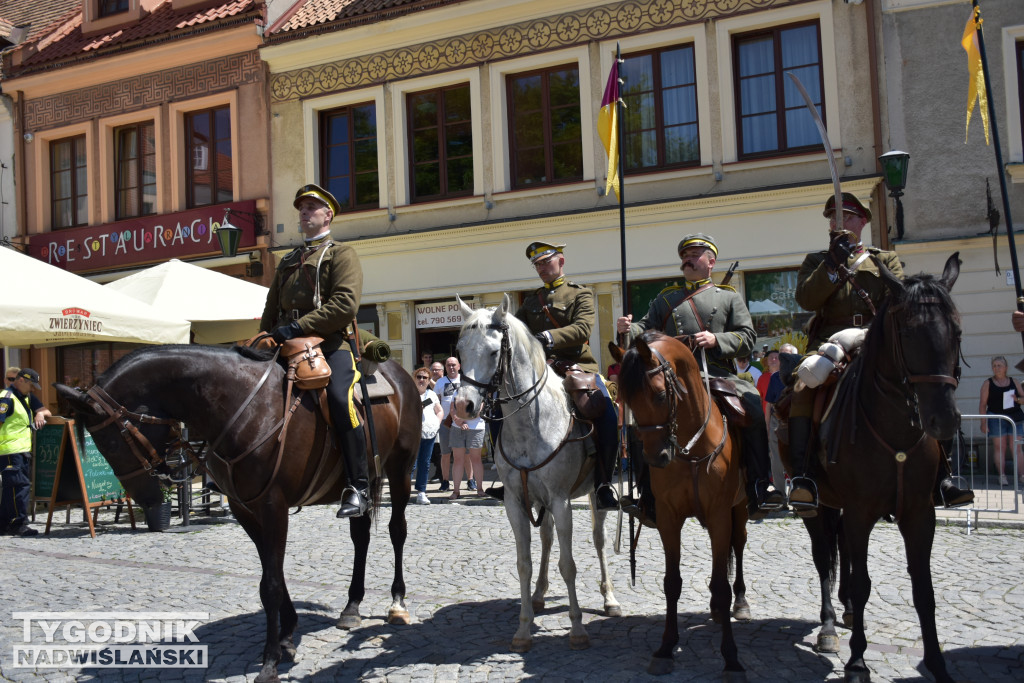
597, 59, 620, 201
962, 6, 990, 145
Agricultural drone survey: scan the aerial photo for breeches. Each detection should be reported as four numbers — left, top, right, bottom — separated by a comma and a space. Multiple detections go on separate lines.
0, 452, 31, 528
325, 347, 361, 432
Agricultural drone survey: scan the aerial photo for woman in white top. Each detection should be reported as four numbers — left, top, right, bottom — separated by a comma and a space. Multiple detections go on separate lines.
413, 369, 443, 504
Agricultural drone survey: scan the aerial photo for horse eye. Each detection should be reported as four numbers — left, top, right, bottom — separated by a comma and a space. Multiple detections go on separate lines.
654, 391, 668, 404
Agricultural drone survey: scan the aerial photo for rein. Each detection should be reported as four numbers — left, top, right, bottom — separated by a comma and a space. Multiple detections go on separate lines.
459, 320, 549, 420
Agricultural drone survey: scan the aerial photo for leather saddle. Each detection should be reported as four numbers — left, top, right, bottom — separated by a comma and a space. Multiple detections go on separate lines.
673, 335, 752, 428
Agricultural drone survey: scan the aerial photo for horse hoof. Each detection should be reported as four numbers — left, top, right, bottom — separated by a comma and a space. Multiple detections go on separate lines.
387, 608, 411, 625
816, 633, 840, 653
732, 604, 751, 622
605, 604, 623, 618
510, 637, 532, 653
722, 669, 748, 682
647, 656, 674, 676
255, 663, 280, 683
531, 598, 545, 613
336, 613, 362, 630
569, 634, 590, 650
280, 638, 297, 661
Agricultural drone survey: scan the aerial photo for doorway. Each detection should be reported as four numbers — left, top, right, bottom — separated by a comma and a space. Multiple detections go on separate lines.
416, 328, 460, 368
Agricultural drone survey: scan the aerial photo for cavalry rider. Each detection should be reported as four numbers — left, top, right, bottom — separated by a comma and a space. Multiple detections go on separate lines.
260, 183, 370, 519
485, 241, 619, 510
788, 193, 973, 513
616, 233, 784, 520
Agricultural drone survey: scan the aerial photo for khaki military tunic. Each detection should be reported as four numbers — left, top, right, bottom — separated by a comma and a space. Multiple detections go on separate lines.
515, 280, 598, 373
795, 247, 903, 351
260, 239, 363, 354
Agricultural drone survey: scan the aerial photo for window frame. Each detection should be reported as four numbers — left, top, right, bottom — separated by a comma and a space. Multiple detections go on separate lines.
732, 19, 825, 160
506, 62, 585, 190
184, 105, 233, 209
50, 135, 89, 230
319, 102, 380, 213
406, 83, 474, 203
97, 0, 129, 17
113, 120, 157, 220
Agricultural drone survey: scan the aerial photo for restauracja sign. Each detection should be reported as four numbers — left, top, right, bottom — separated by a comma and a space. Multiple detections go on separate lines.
28, 201, 258, 273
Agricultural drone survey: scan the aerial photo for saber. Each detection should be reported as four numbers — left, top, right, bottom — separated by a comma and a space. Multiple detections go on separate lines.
786, 72, 842, 227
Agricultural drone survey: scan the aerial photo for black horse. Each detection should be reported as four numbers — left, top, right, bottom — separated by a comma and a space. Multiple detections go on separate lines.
56, 344, 420, 683
787, 252, 963, 683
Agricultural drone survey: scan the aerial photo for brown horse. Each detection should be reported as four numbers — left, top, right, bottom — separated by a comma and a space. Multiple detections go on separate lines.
611, 332, 748, 679
55, 344, 420, 683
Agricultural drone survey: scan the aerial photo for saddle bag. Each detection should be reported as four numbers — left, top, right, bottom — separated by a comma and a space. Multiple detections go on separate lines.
561, 367, 608, 420
282, 337, 331, 390
708, 378, 752, 428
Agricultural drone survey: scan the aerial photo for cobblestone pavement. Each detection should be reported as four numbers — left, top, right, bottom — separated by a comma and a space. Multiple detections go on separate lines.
1, 495, 1022, 682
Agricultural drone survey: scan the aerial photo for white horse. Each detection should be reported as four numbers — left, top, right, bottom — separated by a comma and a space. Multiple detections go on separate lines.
453, 294, 621, 652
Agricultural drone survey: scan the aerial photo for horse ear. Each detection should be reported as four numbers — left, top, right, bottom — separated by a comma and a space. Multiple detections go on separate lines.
456, 294, 475, 319
939, 252, 961, 291
635, 335, 653, 362
55, 383, 104, 417
494, 293, 510, 323
607, 341, 625, 363
878, 255, 905, 298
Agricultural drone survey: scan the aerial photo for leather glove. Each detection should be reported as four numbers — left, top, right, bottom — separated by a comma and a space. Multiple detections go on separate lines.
271, 321, 302, 345
535, 331, 554, 352
825, 231, 853, 269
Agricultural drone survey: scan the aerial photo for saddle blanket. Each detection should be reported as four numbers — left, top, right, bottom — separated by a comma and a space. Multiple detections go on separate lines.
353, 363, 395, 402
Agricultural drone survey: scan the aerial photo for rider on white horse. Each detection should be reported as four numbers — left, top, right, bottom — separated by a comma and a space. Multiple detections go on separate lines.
485, 241, 619, 511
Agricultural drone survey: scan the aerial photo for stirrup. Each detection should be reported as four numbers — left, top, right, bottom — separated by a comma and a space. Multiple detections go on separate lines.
619, 495, 656, 528
937, 479, 974, 509
788, 476, 818, 518
336, 486, 369, 518
595, 484, 618, 510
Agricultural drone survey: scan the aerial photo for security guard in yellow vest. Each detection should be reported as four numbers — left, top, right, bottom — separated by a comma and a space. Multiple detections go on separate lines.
617, 234, 784, 520
0, 368, 51, 536
260, 183, 369, 518
484, 242, 619, 510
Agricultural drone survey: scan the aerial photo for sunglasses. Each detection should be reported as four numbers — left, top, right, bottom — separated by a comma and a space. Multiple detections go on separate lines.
5, 376, 16, 382
415, 375, 430, 381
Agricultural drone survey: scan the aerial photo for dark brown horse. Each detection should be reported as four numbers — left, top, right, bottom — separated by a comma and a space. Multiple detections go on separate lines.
784, 253, 963, 683
55, 344, 420, 683
611, 332, 749, 679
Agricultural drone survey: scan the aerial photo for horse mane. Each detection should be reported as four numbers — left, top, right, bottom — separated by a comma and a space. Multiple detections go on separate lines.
617, 330, 669, 403
96, 344, 269, 385
460, 305, 550, 377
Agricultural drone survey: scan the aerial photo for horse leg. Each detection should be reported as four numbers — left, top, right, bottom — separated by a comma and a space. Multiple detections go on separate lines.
730, 503, 750, 622
648, 517, 682, 675
708, 509, 744, 679
278, 585, 298, 662
531, 511, 553, 614
802, 510, 840, 654
552, 502, 589, 650
841, 514, 875, 683
591, 506, 621, 617
837, 516, 854, 628
386, 478, 411, 625
505, 500, 535, 653
337, 514, 371, 630
899, 505, 954, 683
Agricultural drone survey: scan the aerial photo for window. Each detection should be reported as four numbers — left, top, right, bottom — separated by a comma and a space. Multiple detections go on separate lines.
744, 269, 810, 353
51, 136, 88, 229
98, 0, 129, 17
114, 122, 156, 220
621, 45, 699, 171
508, 65, 583, 188
733, 21, 823, 158
185, 106, 232, 207
320, 104, 379, 211
407, 84, 473, 201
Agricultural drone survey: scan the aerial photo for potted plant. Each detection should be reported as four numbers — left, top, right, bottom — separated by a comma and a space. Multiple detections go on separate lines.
144, 486, 174, 532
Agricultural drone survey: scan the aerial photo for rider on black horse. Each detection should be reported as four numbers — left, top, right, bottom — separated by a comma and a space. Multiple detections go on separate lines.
259, 183, 370, 519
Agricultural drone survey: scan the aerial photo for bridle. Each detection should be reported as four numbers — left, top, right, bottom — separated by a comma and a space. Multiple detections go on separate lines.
458, 320, 549, 420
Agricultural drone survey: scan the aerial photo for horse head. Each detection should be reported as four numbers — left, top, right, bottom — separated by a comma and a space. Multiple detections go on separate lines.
872, 252, 962, 441
453, 293, 507, 420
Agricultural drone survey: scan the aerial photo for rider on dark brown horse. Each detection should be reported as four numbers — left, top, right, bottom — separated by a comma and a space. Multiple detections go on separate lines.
788, 193, 973, 514
485, 241, 619, 510
259, 183, 370, 519
616, 233, 785, 522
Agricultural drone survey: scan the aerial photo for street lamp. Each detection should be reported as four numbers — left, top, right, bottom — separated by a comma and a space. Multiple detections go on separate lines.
879, 150, 910, 241
214, 208, 243, 258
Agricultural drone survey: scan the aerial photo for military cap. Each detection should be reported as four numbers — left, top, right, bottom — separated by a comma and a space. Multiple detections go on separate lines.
17, 368, 41, 389
823, 192, 871, 222
294, 183, 341, 218
526, 241, 566, 264
677, 233, 718, 258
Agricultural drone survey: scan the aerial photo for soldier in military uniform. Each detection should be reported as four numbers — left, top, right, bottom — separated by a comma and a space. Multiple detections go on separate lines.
787, 193, 972, 512
616, 233, 784, 521
485, 241, 619, 510
260, 183, 370, 518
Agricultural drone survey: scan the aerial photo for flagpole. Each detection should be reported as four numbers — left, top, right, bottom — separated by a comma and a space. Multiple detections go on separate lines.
972, 0, 1024, 346
616, 42, 628, 324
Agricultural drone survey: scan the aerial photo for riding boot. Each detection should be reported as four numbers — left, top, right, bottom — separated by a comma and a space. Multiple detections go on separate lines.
787, 416, 818, 517
933, 450, 974, 508
741, 424, 785, 518
336, 427, 370, 518
592, 401, 620, 511
620, 458, 656, 528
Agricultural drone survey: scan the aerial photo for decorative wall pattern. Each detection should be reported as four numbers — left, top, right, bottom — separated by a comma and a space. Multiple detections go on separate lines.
270, 0, 786, 102
24, 52, 264, 131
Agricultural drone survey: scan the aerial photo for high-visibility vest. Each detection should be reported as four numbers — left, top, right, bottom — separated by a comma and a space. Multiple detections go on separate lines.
0, 388, 33, 455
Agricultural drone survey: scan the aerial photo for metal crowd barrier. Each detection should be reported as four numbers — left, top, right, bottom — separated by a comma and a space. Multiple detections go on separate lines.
947, 414, 1020, 533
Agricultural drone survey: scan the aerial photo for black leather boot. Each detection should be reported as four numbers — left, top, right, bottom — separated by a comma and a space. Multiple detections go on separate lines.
336, 427, 370, 518
933, 452, 974, 508
741, 423, 784, 518
787, 416, 818, 517
593, 401, 620, 511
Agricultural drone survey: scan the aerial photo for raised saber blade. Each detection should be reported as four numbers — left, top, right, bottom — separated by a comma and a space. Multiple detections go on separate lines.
786, 71, 842, 224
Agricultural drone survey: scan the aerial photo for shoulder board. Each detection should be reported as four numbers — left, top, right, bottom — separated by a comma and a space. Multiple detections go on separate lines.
565, 280, 585, 289
657, 284, 684, 295
715, 284, 738, 293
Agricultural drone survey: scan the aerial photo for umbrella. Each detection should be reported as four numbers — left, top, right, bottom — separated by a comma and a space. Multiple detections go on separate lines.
0, 246, 190, 347
105, 259, 268, 344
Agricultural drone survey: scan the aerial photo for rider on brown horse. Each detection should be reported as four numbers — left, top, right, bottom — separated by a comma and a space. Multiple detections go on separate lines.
616, 233, 785, 522
787, 193, 973, 514
259, 183, 370, 519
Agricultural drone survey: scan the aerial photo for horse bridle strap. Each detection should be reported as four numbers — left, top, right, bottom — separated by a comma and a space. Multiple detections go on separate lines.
888, 298, 961, 389
460, 320, 549, 419
86, 385, 179, 475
